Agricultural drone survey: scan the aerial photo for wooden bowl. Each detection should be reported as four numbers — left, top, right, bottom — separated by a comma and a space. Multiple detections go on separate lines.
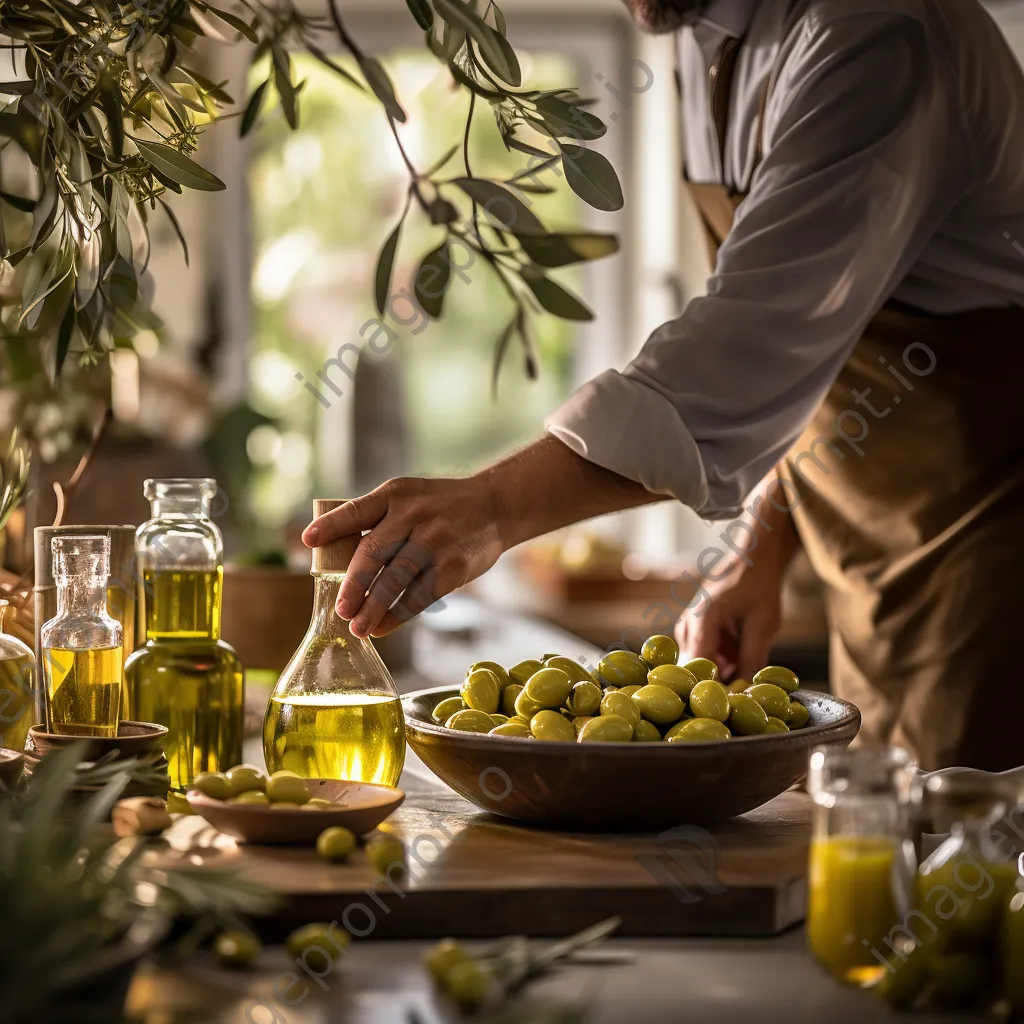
27, 721, 169, 761
186, 778, 406, 844
403, 687, 861, 831
0, 747, 24, 784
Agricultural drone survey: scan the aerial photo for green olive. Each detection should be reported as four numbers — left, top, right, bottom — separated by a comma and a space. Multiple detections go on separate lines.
432, 696, 466, 725
641, 634, 680, 669
764, 717, 790, 734
647, 664, 699, 699
566, 680, 602, 716
270, 770, 301, 778
469, 660, 511, 689
618, 684, 641, 698
727, 677, 751, 694
460, 668, 502, 714
578, 714, 633, 742
229, 790, 270, 806
214, 929, 261, 969
443, 960, 492, 1010
489, 713, 509, 727
513, 688, 546, 720
633, 720, 662, 742
193, 771, 232, 801
425, 938, 470, 985
501, 683, 524, 717
524, 667, 573, 708
366, 833, 406, 876
266, 774, 310, 805
727, 693, 770, 735
539, 652, 560, 662
600, 689, 641, 730
489, 722, 531, 738
631, 684, 685, 726
543, 655, 597, 683
165, 791, 195, 815
316, 826, 356, 862
530, 709, 576, 742
445, 709, 496, 734
873, 944, 932, 1008
596, 650, 648, 689
682, 657, 719, 682
303, 797, 338, 809
508, 714, 532, 727
752, 665, 799, 692
286, 922, 347, 974
572, 715, 595, 734
508, 659, 544, 685
745, 683, 790, 719
689, 679, 731, 722
786, 700, 810, 729
666, 718, 731, 743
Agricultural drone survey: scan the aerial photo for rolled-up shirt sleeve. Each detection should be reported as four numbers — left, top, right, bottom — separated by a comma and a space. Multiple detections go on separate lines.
546, 10, 971, 520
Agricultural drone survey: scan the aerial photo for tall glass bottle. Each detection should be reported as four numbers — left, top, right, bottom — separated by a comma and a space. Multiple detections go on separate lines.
0, 599, 35, 752
125, 479, 243, 792
40, 535, 123, 738
263, 499, 405, 786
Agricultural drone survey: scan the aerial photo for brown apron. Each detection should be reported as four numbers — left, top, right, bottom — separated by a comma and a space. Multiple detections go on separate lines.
686, 29, 1024, 771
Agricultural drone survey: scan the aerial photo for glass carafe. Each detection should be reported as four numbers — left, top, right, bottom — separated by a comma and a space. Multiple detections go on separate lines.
125, 479, 243, 791
40, 535, 123, 738
263, 499, 405, 785
0, 599, 34, 752
807, 746, 919, 985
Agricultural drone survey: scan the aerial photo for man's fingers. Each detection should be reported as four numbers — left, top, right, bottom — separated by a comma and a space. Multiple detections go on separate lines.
349, 544, 431, 638
336, 526, 412, 620
371, 570, 444, 637
302, 490, 388, 548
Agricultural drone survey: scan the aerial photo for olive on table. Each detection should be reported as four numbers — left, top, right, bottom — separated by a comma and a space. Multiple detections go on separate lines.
666, 718, 732, 743
444, 960, 492, 1010
578, 714, 633, 742
501, 684, 523, 717
366, 833, 406, 876
745, 682, 790, 719
596, 650, 648, 689
647, 664, 699, 699
316, 826, 356, 862
513, 688, 546, 720
230, 790, 270, 806
508, 659, 544, 685
524, 667, 573, 708
727, 693, 770, 735
287, 922, 347, 974
193, 770, 232, 801
631, 684, 685, 726
461, 668, 502, 715
633, 720, 662, 742
566, 680, 602, 717
682, 657, 719, 682
530, 709, 576, 742
214, 930, 262, 969
689, 679, 731, 722
490, 722, 531, 738
432, 695, 466, 725
266, 774, 310, 805
446, 709, 496, 734
544, 655, 596, 683
641, 634, 679, 669
753, 665, 800, 692
786, 700, 810, 729
425, 938, 470, 985
600, 689, 641, 730
764, 717, 790, 734
470, 661, 511, 689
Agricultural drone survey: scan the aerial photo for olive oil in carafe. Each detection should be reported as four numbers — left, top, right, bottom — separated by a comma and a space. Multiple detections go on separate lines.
141, 568, 223, 640
263, 693, 405, 786
43, 645, 123, 738
0, 650, 34, 752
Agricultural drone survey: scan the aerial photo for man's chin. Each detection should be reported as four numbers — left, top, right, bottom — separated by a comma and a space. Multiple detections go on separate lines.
623, 0, 706, 33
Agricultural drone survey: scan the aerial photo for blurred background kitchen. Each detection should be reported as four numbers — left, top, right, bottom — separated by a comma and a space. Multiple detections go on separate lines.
6, 0, 1024, 701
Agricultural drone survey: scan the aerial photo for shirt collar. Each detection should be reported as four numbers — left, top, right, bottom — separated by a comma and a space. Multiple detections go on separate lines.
697, 0, 759, 39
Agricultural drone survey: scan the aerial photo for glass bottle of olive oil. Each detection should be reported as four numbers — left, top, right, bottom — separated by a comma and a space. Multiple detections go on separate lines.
0, 599, 35, 752
263, 499, 405, 786
125, 479, 243, 791
40, 535, 123, 738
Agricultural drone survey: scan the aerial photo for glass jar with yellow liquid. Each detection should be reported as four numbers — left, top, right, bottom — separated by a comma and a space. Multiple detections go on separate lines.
263, 499, 405, 786
0, 599, 34, 752
40, 535, 123, 738
125, 479, 243, 791
807, 746, 919, 986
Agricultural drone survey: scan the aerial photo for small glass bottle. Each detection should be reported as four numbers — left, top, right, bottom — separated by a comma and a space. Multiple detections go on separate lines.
0, 599, 35, 752
807, 746, 918, 985
125, 479, 243, 791
263, 499, 406, 786
40, 535, 123, 738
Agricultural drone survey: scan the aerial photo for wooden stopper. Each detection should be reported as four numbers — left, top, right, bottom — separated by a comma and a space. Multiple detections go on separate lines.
311, 499, 359, 574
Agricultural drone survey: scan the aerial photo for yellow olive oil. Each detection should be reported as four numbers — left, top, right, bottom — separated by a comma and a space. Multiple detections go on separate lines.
141, 568, 223, 640
0, 650, 34, 752
263, 693, 405, 786
43, 645, 123, 738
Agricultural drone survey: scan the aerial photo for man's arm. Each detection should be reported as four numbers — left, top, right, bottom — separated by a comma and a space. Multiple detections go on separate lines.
303, 435, 660, 637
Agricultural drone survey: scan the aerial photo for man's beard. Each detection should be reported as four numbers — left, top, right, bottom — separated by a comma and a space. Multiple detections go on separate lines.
622, 0, 708, 33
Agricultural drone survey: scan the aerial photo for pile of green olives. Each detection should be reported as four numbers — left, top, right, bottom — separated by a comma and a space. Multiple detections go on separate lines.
190, 764, 340, 808
433, 637, 809, 744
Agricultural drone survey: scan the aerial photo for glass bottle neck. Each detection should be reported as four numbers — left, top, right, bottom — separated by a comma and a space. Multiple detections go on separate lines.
56, 577, 109, 619
309, 574, 353, 637
149, 498, 212, 520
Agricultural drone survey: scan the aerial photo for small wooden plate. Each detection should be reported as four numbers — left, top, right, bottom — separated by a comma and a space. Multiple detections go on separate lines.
0, 747, 24, 784
27, 721, 169, 761
186, 779, 406, 844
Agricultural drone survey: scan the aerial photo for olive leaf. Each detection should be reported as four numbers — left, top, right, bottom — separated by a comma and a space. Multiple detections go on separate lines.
561, 147, 623, 212
132, 139, 226, 192
451, 178, 546, 237
405, 0, 433, 30
531, 94, 606, 141
433, 0, 520, 86
520, 266, 593, 322
98, 73, 124, 159
491, 314, 518, 396
240, 79, 269, 137
271, 44, 298, 129
414, 241, 452, 318
357, 56, 406, 123
0, 190, 34, 213
54, 300, 76, 378
374, 218, 403, 316
518, 232, 619, 268
158, 198, 189, 266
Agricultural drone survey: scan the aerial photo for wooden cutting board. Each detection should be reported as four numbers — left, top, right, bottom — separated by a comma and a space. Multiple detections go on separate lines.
147, 774, 812, 940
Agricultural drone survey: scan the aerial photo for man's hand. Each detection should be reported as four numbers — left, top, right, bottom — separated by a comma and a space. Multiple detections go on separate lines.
675, 488, 800, 681
303, 435, 659, 638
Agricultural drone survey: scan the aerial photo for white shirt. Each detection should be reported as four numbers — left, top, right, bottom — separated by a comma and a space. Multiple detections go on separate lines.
546, 0, 1024, 519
